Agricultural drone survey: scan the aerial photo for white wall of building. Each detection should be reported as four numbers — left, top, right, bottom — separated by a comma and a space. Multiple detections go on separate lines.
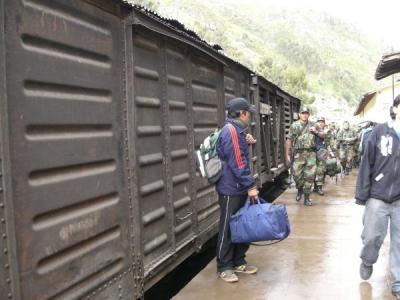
358, 83, 400, 123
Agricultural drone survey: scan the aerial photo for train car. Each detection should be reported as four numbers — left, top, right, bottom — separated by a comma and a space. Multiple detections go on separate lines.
219, 57, 300, 187
251, 76, 300, 184
0, 1, 300, 299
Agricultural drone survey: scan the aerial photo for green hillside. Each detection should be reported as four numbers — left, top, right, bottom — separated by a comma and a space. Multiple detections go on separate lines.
132, 0, 390, 112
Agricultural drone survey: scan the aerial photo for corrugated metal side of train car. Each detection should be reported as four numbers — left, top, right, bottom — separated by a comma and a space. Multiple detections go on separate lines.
221, 61, 262, 187
129, 9, 226, 290
289, 97, 301, 126
258, 82, 301, 184
276, 90, 293, 174
252, 76, 278, 183
0, 1, 139, 299
251, 76, 302, 184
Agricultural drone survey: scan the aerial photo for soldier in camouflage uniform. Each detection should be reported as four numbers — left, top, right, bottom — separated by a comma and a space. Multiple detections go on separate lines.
353, 125, 362, 168
328, 123, 338, 154
337, 121, 357, 175
286, 106, 324, 206
314, 117, 330, 195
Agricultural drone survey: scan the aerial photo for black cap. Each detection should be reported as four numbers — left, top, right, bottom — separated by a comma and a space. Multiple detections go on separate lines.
317, 116, 325, 122
227, 98, 256, 113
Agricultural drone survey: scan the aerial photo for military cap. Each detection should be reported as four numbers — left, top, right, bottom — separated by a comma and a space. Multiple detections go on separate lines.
299, 105, 310, 113
317, 116, 325, 122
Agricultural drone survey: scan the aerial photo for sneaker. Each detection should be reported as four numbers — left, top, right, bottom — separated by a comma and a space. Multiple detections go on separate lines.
234, 264, 258, 274
218, 270, 239, 283
360, 262, 373, 280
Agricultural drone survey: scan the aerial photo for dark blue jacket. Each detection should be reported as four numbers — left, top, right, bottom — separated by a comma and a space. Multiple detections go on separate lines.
315, 134, 326, 151
216, 118, 256, 196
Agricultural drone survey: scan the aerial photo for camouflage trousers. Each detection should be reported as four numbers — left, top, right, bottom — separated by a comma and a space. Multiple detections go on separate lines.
293, 150, 317, 194
339, 146, 354, 169
353, 147, 361, 166
315, 156, 326, 186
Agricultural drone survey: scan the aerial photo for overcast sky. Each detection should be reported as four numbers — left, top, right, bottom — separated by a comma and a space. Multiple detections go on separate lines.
269, 0, 400, 50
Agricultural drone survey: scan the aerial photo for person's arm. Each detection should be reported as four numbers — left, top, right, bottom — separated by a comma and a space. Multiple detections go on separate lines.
313, 123, 325, 138
285, 124, 295, 164
285, 138, 292, 164
345, 130, 357, 143
337, 130, 343, 142
316, 129, 325, 139
355, 129, 377, 205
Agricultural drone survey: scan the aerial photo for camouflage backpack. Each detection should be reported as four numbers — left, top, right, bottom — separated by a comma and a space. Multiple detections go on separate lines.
325, 158, 341, 177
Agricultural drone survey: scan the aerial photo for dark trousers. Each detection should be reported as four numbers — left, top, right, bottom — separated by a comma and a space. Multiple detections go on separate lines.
216, 194, 250, 272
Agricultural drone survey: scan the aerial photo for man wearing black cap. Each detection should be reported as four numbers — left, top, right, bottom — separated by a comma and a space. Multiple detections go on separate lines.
285, 106, 324, 206
215, 97, 258, 283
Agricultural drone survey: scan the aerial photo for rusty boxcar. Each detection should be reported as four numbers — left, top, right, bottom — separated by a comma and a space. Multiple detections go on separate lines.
0, 1, 300, 299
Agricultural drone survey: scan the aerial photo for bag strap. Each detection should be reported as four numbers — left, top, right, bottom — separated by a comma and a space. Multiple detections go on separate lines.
292, 121, 309, 149
250, 238, 287, 246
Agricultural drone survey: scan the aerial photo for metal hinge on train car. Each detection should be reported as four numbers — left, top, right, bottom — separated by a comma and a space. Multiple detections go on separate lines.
251, 75, 258, 85
260, 103, 272, 115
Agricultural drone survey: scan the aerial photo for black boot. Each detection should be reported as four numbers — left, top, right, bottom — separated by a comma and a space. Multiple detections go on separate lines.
315, 185, 324, 196
304, 194, 313, 206
296, 188, 303, 202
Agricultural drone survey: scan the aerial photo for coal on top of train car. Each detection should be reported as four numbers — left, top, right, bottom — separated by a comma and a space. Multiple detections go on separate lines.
129, 4, 227, 61
117, 1, 302, 101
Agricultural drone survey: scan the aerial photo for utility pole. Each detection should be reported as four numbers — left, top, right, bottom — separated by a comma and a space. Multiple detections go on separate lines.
392, 46, 395, 101
393, 74, 395, 100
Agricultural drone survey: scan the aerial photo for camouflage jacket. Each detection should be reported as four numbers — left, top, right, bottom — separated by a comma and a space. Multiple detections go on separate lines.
288, 120, 320, 150
337, 128, 357, 148
324, 129, 336, 151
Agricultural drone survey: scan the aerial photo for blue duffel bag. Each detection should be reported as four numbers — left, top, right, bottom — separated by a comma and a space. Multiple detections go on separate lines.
230, 197, 290, 243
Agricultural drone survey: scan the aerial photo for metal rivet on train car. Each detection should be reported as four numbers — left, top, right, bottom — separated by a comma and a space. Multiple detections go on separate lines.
3, 248, 7, 254
0, 203, 4, 208
7, 293, 11, 298
5, 264, 9, 269
6, 278, 10, 284
1, 218, 5, 223
2, 234, 6, 239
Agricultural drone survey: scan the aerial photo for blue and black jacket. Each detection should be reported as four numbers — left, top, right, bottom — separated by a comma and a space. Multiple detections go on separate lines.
356, 122, 400, 205
216, 118, 256, 196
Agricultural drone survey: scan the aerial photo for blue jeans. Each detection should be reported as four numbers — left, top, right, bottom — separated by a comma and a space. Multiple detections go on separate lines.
361, 198, 400, 293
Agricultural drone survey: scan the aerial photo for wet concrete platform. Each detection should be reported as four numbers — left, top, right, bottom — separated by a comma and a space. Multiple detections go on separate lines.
174, 171, 395, 299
